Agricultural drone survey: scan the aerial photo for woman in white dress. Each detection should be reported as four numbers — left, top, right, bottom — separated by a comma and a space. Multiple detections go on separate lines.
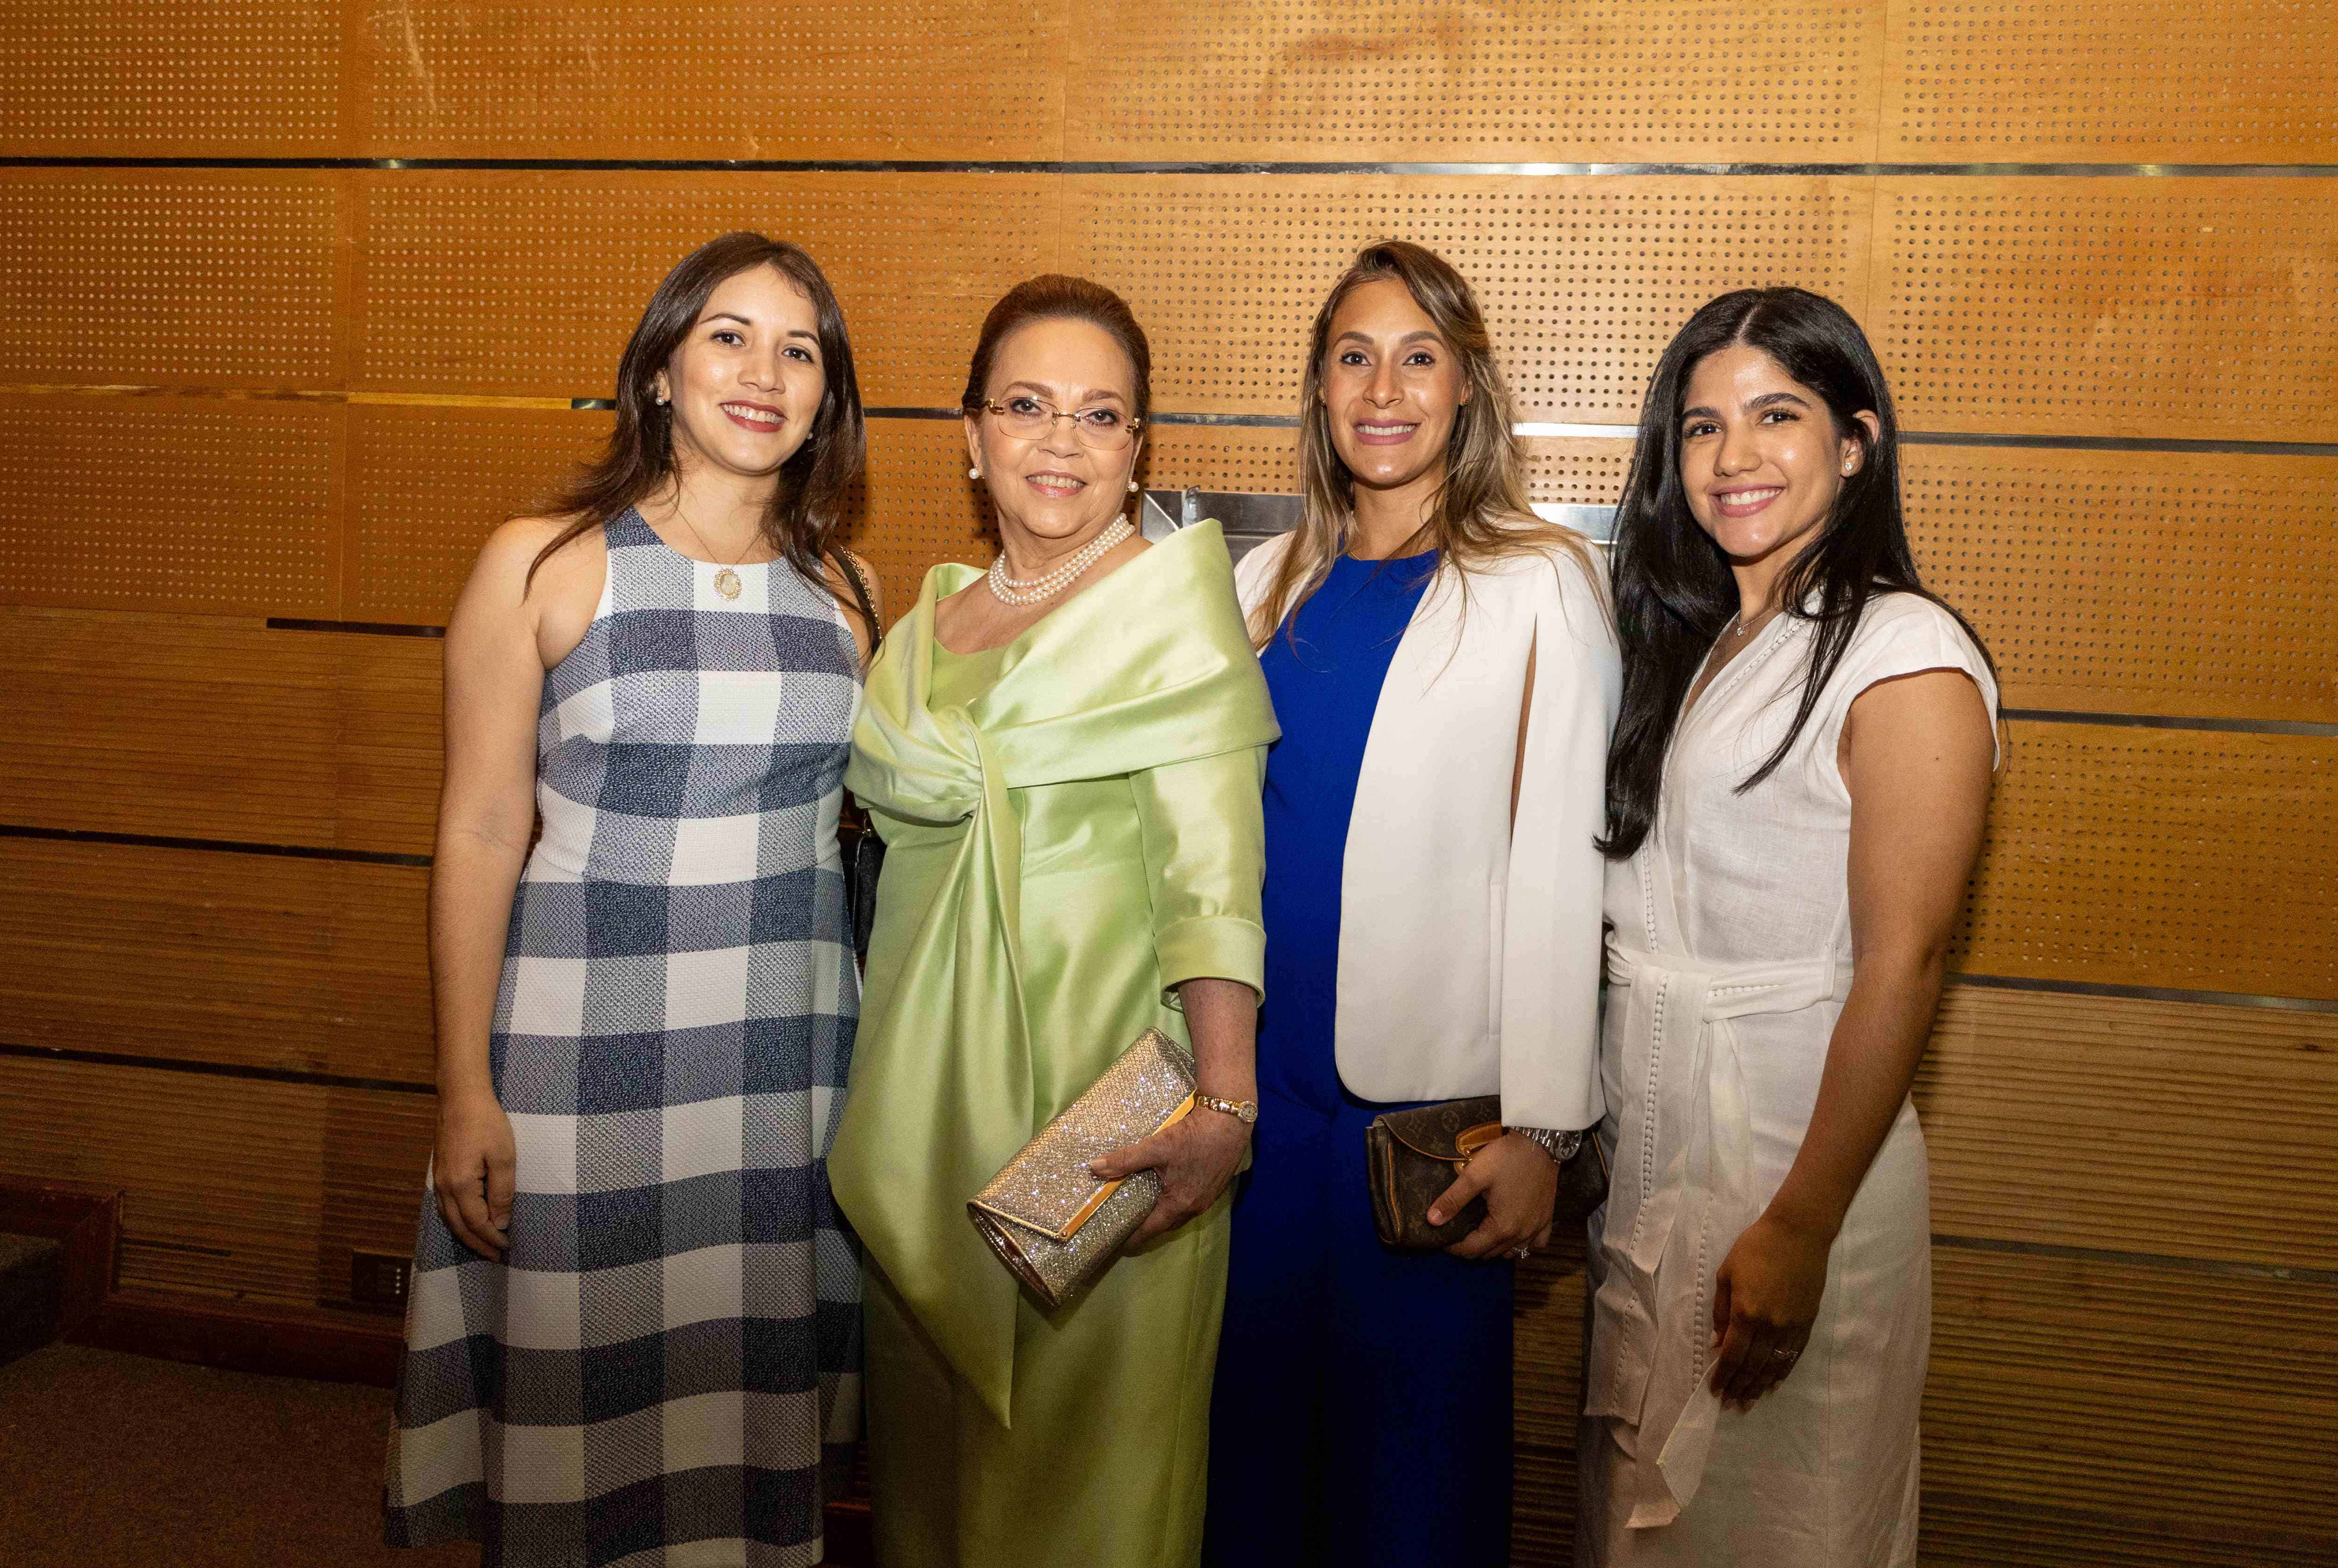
1580, 287, 1999, 1566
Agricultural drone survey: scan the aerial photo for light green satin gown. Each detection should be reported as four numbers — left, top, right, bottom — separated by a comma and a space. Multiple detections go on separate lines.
833, 522, 1278, 1568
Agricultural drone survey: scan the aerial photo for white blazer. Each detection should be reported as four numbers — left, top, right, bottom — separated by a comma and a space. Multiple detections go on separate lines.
1235, 530, 1621, 1131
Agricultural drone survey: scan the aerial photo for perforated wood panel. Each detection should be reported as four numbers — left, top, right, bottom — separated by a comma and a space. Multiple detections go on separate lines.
1959, 722, 2336, 998
0, 396, 338, 617
0, 171, 341, 386
349, 403, 613, 624
1917, 986, 2338, 1268
1883, 0, 2338, 162
0, 838, 434, 1083
0, 607, 440, 855
1905, 448, 2338, 723
358, 173, 1056, 401
858, 419, 994, 617
0, 1057, 432, 1311
1141, 426, 1301, 498
1875, 179, 2338, 441
1064, 177, 1872, 422
1924, 1248, 2337, 1546
1069, 1, 1884, 162
0, 0, 344, 158
361, 0, 1063, 159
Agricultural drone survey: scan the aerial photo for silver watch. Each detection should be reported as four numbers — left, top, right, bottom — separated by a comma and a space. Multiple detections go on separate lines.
1506, 1125, 1583, 1164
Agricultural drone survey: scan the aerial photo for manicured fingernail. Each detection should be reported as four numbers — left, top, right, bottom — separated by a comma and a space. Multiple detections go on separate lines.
1427, 1209, 1443, 1224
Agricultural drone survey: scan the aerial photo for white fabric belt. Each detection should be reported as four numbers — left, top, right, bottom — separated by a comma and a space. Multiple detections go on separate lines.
1588, 939, 1841, 1528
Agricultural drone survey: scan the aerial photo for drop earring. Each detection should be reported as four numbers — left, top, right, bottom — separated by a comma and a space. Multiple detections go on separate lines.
1126, 479, 1139, 494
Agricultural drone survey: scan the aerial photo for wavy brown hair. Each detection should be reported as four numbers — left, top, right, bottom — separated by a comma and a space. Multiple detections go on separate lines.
525, 231, 870, 635
1246, 238, 1596, 648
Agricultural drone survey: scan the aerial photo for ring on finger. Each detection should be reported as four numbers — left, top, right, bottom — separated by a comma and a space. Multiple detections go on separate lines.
1510, 1243, 1532, 1260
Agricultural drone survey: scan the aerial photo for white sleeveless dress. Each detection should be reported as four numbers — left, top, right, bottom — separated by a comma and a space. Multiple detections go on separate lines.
1580, 593, 1997, 1567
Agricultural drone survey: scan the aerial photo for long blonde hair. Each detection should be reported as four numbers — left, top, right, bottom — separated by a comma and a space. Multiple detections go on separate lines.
1248, 239, 1597, 648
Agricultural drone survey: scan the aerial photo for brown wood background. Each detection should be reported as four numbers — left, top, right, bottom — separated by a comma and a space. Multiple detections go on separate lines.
1, 3, 2332, 1561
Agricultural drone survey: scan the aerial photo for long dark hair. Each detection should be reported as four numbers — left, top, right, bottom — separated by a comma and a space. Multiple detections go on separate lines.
1599, 286, 1992, 860
526, 231, 869, 635
1248, 239, 1595, 648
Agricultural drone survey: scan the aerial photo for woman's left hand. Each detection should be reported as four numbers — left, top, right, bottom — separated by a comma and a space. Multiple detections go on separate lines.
1090, 1109, 1254, 1246
1429, 1133, 1559, 1260
1707, 1211, 1833, 1410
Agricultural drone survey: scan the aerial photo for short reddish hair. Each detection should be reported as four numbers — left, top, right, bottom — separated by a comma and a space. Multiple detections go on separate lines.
960, 274, 1152, 421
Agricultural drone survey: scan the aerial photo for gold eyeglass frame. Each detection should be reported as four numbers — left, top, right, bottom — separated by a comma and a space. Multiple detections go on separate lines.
974, 397, 1144, 449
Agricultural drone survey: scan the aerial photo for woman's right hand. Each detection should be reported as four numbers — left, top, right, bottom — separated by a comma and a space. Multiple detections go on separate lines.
433, 1092, 517, 1259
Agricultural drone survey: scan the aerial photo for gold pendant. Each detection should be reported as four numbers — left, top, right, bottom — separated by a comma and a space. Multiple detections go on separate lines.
713, 567, 742, 601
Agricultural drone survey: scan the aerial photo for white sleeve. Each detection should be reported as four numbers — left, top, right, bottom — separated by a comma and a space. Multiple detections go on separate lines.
1811, 596, 2002, 802
1497, 553, 1623, 1132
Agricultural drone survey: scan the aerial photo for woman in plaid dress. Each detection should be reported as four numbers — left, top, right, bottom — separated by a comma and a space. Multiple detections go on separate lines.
386, 232, 879, 1568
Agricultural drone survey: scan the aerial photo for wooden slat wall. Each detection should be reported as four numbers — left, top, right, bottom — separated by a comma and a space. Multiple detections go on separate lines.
0, 3, 2331, 1563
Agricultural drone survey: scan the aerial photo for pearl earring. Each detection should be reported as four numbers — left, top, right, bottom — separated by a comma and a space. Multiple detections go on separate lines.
1126, 479, 1139, 494
968, 466, 981, 479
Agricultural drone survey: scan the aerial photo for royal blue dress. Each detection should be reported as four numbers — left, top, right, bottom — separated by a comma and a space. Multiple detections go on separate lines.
1204, 550, 1512, 1568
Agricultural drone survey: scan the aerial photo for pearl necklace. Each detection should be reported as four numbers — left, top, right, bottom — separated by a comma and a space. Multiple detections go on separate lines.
987, 517, 1133, 606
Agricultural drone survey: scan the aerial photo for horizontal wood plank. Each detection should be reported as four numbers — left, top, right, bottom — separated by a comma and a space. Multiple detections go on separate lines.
0, 838, 434, 1085
0, 607, 439, 855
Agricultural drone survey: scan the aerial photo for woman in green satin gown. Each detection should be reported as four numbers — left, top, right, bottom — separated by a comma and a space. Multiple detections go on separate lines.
831, 275, 1278, 1568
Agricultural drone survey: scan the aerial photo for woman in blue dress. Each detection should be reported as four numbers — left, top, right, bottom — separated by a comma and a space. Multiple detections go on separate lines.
1210, 241, 1619, 1564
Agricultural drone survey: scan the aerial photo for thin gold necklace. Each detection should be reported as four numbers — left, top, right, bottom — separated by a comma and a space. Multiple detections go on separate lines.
672, 512, 761, 601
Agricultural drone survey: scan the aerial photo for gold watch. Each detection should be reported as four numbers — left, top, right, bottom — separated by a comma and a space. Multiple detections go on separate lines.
1196, 1093, 1259, 1124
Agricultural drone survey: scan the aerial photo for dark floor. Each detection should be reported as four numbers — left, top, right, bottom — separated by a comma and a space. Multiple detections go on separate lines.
0, 1343, 478, 1568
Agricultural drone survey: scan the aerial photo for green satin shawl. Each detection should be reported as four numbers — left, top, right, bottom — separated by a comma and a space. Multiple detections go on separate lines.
833, 521, 1279, 1425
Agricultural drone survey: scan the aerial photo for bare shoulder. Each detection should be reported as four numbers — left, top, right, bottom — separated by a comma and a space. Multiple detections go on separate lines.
450, 514, 605, 667
464, 514, 596, 592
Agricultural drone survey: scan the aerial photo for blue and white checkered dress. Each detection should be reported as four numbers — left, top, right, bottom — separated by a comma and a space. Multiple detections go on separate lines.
388, 508, 863, 1568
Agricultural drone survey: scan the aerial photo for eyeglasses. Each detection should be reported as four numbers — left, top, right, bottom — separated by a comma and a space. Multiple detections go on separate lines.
977, 396, 1142, 451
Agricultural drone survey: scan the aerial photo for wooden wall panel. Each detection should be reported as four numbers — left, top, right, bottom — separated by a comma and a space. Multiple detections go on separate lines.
1069, 0, 1885, 162
1513, 1243, 1590, 1566
0, 170, 342, 387
1873, 179, 2338, 441
1960, 723, 2335, 998
0, 0, 345, 159
0, 1056, 330, 1304
1922, 1492, 2335, 1568
0, 839, 434, 1085
1917, 986, 2338, 1269
1923, 1247, 2337, 1546
0, 608, 439, 855
1882, 0, 2338, 163
1143, 426, 1302, 498
1064, 176, 1874, 422
858, 419, 994, 619
1906, 448, 2338, 724
0, 1057, 434, 1313
319, 1086, 437, 1313
0, 396, 339, 617
356, 172, 1058, 403
358, 0, 1065, 160
347, 402, 611, 625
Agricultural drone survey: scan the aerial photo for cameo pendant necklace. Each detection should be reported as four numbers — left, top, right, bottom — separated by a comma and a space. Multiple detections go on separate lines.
675, 512, 762, 601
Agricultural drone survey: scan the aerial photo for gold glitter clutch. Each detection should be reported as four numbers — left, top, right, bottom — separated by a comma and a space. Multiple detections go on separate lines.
968, 1027, 1198, 1309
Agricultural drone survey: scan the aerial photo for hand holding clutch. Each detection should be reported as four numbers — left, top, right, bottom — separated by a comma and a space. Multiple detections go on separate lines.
967, 1028, 1199, 1309
1087, 1100, 1252, 1247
